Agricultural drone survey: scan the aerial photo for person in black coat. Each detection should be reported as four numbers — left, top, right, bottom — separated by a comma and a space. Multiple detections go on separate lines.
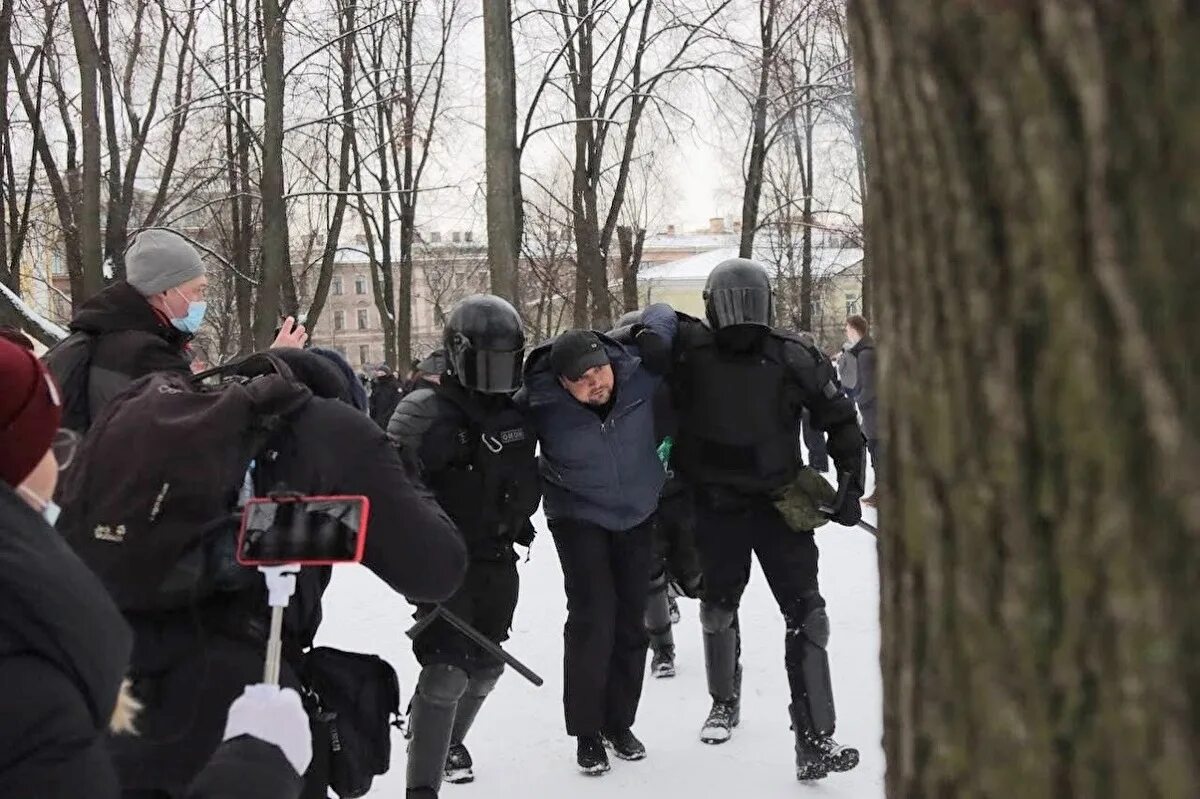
43, 230, 309, 432
369, 366, 404, 428
844, 315, 879, 505
100, 349, 467, 798
388, 296, 540, 799
0, 337, 309, 799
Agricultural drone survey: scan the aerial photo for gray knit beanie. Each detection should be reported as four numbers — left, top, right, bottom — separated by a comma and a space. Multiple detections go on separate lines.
125, 230, 205, 296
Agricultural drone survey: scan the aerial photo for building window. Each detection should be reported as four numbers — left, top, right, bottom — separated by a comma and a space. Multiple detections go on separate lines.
357, 309, 369, 330
355, 276, 367, 295
51, 252, 66, 276
358, 345, 370, 364
845, 295, 860, 317
332, 276, 343, 296
463, 231, 473, 243
334, 310, 345, 331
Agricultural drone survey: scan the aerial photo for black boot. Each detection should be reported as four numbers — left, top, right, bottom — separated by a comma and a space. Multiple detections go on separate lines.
444, 742, 474, 784
601, 728, 646, 761
789, 704, 828, 782
700, 604, 741, 744
699, 698, 740, 745
576, 735, 611, 775
808, 733, 859, 773
650, 643, 676, 678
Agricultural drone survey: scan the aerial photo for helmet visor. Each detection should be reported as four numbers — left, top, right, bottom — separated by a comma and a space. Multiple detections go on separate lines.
455, 347, 525, 393
707, 287, 772, 329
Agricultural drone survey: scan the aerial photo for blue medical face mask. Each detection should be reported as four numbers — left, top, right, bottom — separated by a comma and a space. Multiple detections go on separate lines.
170, 288, 207, 334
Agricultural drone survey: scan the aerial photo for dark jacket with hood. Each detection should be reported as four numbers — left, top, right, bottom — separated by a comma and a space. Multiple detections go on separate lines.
368, 373, 403, 428
45, 280, 192, 428
108, 349, 467, 794
0, 485, 302, 799
516, 304, 677, 532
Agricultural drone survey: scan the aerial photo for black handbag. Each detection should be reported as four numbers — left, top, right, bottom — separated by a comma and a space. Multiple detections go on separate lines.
301, 647, 403, 798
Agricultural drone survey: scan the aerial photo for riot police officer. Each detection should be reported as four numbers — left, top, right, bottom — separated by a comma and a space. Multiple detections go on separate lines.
668, 259, 866, 782
388, 295, 541, 799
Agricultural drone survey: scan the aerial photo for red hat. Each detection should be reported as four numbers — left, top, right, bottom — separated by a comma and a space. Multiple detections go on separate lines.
0, 337, 62, 486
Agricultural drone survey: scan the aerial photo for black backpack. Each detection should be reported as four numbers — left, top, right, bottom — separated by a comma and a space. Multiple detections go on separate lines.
41, 330, 99, 432
57, 352, 313, 612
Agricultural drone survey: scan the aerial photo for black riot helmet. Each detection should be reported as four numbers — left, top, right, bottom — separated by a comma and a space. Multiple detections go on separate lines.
703, 258, 774, 330
443, 294, 526, 393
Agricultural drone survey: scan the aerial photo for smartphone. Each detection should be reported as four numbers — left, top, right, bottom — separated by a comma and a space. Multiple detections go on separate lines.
236, 495, 370, 566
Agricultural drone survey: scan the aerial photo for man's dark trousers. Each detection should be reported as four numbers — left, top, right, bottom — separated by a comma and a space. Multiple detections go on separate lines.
550, 516, 654, 737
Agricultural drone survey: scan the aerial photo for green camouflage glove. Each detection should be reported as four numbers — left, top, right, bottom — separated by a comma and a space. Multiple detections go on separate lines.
775, 467, 838, 532
657, 436, 674, 469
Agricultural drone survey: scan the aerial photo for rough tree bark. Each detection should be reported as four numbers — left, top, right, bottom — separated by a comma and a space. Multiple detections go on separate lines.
850, 2, 1200, 797
483, 0, 522, 304
65, 0, 104, 300
256, 0, 290, 347
616, 224, 645, 314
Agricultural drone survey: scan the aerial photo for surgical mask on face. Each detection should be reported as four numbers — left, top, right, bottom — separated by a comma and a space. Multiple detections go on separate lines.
170, 288, 207, 334
17, 485, 61, 527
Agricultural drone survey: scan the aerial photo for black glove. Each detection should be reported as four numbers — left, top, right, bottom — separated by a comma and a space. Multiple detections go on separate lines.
634, 328, 672, 375
826, 472, 863, 527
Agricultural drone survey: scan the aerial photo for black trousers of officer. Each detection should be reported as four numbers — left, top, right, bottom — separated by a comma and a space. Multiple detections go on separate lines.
550, 516, 654, 738
652, 489, 703, 593
694, 494, 832, 729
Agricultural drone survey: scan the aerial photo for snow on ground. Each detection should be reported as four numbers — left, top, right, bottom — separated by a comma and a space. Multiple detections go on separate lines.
317, 492, 883, 799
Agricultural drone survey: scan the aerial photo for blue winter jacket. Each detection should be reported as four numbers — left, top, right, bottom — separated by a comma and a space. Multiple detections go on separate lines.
517, 305, 677, 532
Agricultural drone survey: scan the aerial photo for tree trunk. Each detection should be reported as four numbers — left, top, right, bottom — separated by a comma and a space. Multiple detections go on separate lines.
256, 0, 289, 347
739, 0, 775, 260
850, 3, 1200, 797
65, 0, 104, 301
617, 224, 645, 314
483, 0, 522, 304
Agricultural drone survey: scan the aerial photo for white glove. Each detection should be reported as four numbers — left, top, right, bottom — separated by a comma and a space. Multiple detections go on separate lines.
222, 683, 313, 776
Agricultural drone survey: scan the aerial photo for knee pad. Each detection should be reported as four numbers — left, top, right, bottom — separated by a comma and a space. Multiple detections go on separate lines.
416, 663, 469, 704
700, 602, 736, 635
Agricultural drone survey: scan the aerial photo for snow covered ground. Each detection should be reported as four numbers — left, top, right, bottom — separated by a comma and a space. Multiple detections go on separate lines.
317, 502, 884, 798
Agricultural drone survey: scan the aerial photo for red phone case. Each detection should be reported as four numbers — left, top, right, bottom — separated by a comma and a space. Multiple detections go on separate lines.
236, 494, 371, 566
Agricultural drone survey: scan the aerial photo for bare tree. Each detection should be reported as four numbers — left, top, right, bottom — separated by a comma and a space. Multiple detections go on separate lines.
522, 0, 732, 329
852, 2, 1200, 796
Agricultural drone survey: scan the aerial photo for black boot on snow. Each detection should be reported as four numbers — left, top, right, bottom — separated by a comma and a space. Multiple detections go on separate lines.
809, 734, 859, 773
699, 698, 740, 744
651, 644, 676, 678
444, 742, 474, 784
601, 729, 647, 761
789, 704, 829, 782
577, 736, 611, 775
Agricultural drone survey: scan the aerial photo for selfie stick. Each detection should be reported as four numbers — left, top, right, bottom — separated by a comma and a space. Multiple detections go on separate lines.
407, 606, 544, 687
260, 564, 301, 685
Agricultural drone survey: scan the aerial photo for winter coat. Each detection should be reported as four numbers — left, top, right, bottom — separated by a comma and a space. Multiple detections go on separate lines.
368, 374, 403, 429
110, 390, 467, 793
848, 336, 878, 440
46, 280, 191, 427
516, 304, 677, 532
0, 485, 302, 799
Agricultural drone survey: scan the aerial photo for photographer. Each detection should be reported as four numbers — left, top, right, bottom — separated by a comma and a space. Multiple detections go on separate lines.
65, 348, 468, 798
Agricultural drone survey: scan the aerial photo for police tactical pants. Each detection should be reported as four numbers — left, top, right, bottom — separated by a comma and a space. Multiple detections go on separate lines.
550, 517, 654, 737
694, 496, 831, 723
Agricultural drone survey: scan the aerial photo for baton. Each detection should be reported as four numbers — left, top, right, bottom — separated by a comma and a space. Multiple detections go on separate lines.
407, 605, 544, 687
